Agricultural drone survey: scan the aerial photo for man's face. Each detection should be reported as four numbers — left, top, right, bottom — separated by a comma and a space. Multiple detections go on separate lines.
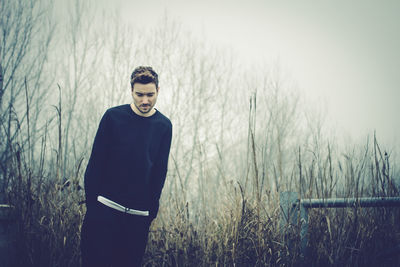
131, 82, 158, 115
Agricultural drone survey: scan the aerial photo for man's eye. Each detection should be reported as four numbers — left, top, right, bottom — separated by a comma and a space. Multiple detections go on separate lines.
147, 94, 154, 97
137, 94, 143, 97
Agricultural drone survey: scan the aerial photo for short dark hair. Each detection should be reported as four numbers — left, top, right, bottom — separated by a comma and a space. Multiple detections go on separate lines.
130, 66, 159, 90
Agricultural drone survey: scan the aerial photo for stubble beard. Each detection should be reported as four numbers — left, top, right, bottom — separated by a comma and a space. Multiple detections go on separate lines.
134, 101, 152, 114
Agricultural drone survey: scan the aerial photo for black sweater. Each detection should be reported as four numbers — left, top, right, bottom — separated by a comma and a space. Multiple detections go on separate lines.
84, 104, 172, 219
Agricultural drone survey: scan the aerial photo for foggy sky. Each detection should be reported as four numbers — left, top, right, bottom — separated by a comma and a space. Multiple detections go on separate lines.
105, 0, 399, 149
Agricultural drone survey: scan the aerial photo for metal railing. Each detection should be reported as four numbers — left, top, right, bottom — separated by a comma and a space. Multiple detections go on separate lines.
280, 191, 400, 256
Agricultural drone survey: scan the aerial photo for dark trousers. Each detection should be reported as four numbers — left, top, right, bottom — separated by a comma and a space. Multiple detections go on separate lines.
81, 202, 151, 267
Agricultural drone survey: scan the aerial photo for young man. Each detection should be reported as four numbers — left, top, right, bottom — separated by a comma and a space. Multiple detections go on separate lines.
81, 66, 172, 266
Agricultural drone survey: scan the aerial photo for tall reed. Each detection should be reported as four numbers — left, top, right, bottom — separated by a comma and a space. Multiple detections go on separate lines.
2, 93, 399, 266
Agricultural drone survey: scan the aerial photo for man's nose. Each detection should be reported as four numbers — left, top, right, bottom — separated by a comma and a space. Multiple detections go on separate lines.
142, 97, 149, 104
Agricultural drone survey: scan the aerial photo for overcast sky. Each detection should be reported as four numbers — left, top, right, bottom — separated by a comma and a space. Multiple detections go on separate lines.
105, 0, 399, 148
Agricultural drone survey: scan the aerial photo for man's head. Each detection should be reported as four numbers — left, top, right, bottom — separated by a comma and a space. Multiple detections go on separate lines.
130, 66, 159, 90
130, 66, 159, 117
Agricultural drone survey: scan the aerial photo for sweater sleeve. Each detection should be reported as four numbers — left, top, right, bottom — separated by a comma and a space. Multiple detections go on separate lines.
149, 124, 172, 219
84, 111, 111, 207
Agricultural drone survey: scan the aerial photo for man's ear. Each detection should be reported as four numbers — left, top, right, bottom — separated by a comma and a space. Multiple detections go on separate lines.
157, 87, 160, 93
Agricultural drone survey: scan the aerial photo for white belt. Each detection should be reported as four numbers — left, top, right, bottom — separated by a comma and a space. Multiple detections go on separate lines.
97, 195, 149, 216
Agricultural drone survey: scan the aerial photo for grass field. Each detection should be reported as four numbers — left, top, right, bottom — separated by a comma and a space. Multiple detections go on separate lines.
4, 120, 399, 266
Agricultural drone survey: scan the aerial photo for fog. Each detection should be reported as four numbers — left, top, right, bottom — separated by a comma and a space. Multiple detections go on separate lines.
2, 0, 399, 193
1, 1, 399, 265
108, 0, 400, 148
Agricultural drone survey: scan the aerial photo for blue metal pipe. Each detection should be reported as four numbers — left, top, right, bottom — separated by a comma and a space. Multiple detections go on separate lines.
300, 197, 400, 208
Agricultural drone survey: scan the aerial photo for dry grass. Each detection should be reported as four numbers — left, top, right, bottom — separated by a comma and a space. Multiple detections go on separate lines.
2, 102, 399, 267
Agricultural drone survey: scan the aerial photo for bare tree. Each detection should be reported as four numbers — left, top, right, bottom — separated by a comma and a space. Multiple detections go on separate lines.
0, 0, 55, 201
